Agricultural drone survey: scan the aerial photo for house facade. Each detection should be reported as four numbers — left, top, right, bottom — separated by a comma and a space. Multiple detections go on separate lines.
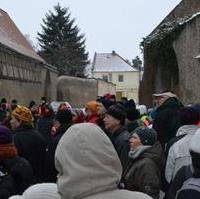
92, 51, 139, 102
0, 8, 58, 105
140, 0, 200, 107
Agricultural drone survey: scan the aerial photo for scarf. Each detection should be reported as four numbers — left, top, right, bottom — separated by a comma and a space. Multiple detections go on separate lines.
0, 143, 18, 160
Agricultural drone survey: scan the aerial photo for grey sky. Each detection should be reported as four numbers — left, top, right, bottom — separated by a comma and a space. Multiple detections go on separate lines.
0, 0, 181, 61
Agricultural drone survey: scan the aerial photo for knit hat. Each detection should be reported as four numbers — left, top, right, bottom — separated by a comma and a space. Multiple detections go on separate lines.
134, 127, 157, 146
106, 104, 126, 125
0, 124, 13, 144
85, 101, 100, 113
9, 183, 61, 199
56, 109, 72, 124
179, 107, 200, 125
12, 106, 33, 124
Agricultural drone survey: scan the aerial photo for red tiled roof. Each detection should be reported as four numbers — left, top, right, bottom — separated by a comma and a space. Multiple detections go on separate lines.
0, 9, 45, 63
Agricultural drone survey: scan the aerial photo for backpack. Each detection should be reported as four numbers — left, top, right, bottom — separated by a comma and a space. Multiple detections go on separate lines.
176, 178, 200, 199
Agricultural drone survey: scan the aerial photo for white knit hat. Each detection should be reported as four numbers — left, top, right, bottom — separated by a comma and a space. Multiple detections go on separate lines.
189, 129, 200, 154
9, 183, 60, 199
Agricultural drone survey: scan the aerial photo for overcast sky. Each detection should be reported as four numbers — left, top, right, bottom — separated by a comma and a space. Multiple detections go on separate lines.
0, 0, 182, 61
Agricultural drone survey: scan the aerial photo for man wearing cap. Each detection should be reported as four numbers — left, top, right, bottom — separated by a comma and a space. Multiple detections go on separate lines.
10, 106, 47, 182
152, 91, 183, 149
103, 104, 130, 170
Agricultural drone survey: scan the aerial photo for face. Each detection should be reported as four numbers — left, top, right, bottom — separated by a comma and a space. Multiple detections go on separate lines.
155, 96, 166, 107
97, 103, 106, 116
10, 116, 21, 130
129, 133, 142, 150
103, 113, 120, 133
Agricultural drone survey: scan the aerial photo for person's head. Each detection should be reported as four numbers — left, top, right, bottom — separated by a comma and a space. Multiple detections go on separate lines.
41, 97, 46, 104
9, 183, 60, 199
72, 109, 85, 123
179, 107, 200, 126
0, 124, 18, 160
0, 124, 13, 145
29, 101, 37, 111
129, 127, 157, 150
120, 97, 128, 104
11, 99, 18, 110
55, 123, 122, 198
85, 100, 100, 117
42, 104, 54, 118
103, 104, 126, 133
152, 91, 177, 107
126, 108, 140, 123
189, 130, 200, 177
55, 109, 72, 125
10, 106, 33, 129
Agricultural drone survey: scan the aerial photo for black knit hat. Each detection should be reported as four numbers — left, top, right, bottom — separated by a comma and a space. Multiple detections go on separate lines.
134, 127, 157, 146
106, 104, 126, 125
56, 109, 72, 124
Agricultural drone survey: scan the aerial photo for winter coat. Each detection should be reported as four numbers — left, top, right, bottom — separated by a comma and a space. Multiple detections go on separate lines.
0, 157, 35, 198
153, 97, 183, 149
55, 123, 152, 199
37, 116, 54, 146
164, 165, 192, 199
165, 125, 199, 183
110, 126, 131, 170
176, 177, 200, 199
13, 125, 47, 182
45, 123, 72, 182
123, 142, 164, 199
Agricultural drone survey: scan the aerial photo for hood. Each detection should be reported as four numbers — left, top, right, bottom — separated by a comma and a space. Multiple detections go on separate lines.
55, 123, 122, 199
176, 125, 199, 136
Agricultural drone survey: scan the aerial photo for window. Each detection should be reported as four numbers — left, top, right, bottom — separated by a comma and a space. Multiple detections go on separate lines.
118, 74, 124, 82
102, 75, 108, 81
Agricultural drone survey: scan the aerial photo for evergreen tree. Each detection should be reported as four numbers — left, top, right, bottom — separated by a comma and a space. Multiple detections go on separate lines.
37, 4, 89, 76
132, 56, 142, 70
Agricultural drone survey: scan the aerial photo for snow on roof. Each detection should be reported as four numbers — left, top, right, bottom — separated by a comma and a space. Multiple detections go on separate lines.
93, 52, 138, 72
0, 9, 45, 63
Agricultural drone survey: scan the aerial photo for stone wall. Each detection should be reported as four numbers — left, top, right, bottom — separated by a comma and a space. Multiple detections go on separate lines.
0, 65, 58, 106
173, 16, 200, 104
57, 76, 116, 108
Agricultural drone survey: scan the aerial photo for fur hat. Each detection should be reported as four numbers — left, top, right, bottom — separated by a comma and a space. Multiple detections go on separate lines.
0, 124, 13, 144
134, 127, 157, 146
106, 104, 126, 125
85, 101, 100, 113
12, 106, 33, 124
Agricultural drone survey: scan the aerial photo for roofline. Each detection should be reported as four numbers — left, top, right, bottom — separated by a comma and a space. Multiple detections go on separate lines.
148, 1, 181, 37
0, 42, 45, 63
94, 51, 138, 72
93, 70, 139, 73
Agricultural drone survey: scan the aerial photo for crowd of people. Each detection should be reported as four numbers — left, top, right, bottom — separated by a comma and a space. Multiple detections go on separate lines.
0, 91, 199, 199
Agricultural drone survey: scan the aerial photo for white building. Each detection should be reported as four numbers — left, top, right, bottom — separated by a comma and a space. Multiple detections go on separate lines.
92, 51, 139, 102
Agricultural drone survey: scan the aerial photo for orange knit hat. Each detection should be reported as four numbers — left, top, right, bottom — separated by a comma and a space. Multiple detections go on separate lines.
85, 101, 100, 113
12, 105, 33, 124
